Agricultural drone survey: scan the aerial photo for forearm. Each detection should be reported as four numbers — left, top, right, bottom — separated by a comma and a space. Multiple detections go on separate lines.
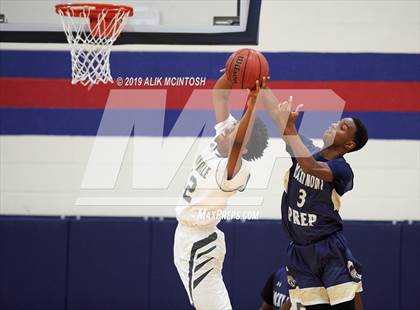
241, 97, 258, 148
227, 96, 258, 179
212, 74, 232, 123
261, 88, 279, 121
262, 89, 289, 135
283, 131, 317, 171
283, 127, 334, 182
355, 293, 363, 310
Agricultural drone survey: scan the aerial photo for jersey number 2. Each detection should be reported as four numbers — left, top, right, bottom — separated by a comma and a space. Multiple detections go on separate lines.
183, 175, 197, 203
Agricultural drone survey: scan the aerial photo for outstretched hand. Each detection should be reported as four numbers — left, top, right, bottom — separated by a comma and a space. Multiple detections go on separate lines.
247, 76, 269, 104
261, 76, 269, 89
277, 96, 304, 135
248, 79, 260, 99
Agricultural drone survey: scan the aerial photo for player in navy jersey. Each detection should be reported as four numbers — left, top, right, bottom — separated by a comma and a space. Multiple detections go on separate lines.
262, 88, 368, 310
260, 267, 292, 310
260, 267, 364, 310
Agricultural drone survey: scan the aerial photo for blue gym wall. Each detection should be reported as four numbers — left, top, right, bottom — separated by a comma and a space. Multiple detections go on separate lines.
1, 217, 419, 310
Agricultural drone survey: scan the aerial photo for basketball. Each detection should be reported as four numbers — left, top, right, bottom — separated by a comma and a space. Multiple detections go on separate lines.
225, 48, 269, 90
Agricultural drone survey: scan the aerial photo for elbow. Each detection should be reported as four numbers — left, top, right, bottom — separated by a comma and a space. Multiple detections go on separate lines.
297, 156, 323, 175
299, 161, 318, 175
300, 165, 314, 175
299, 162, 334, 182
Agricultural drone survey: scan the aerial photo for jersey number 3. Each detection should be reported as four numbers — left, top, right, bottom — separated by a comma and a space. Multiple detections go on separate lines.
297, 188, 306, 208
183, 175, 197, 203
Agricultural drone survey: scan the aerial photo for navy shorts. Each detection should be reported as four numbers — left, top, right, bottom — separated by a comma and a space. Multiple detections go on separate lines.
286, 231, 363, 306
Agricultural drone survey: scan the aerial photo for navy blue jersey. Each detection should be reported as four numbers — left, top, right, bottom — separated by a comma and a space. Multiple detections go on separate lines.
261, 267, 289, 308
281, 136, 354, 245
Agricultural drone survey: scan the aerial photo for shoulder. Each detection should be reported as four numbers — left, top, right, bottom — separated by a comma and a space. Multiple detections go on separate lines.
327, 157, 354, 194
327, 157, 353, 175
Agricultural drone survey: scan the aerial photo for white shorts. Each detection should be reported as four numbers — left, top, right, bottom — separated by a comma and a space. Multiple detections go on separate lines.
173, 223, 232, 310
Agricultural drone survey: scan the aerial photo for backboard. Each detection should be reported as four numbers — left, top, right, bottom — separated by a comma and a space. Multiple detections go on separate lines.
0, 0, 261, 44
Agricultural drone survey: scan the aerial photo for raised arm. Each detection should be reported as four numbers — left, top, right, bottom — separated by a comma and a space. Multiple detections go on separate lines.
226, 80, 261, 180
279, 100, 335, 182
212, 73, 232, 123
260, 78, 280, 121
260, 79, 290, 136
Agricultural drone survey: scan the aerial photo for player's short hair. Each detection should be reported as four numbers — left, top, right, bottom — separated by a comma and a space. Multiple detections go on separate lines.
350, 117, 368, 152
243, 116, 269, 161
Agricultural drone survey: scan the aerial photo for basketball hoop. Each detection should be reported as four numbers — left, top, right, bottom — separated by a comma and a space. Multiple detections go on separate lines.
55, 3, 133, 86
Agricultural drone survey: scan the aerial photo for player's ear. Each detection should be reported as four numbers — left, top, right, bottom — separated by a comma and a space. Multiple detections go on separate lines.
241, 147, 248, 155
344, 140, 356, 152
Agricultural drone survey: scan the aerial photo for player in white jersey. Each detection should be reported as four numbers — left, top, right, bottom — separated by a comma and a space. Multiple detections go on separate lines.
174, 74, 269, 310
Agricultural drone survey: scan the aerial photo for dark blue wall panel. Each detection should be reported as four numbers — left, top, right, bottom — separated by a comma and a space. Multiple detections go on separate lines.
0, 217, 68, 310
218, 221, 235, 297
66, 218, 151, 310
1, 216, 419, 309
149, 219, 191, 309
344, 221, 401, 310
400, 222, 420, 310
232, 220, 289, 310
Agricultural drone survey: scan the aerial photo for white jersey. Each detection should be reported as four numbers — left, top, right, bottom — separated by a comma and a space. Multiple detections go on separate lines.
176, 115, 251, 227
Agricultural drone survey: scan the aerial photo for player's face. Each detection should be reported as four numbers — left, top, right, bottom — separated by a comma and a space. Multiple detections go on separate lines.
323, 118, 357, 150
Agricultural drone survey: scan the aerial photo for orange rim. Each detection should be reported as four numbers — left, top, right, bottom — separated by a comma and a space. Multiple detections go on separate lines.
55, 3, 133, 18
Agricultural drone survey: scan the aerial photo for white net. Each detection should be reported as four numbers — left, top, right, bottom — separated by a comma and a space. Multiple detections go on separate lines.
56, 5, 132, 86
